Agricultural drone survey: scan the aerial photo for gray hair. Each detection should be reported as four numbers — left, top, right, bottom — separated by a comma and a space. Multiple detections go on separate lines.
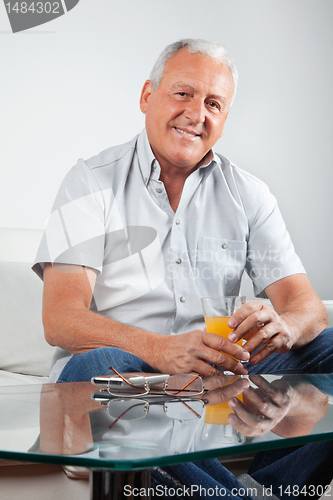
149, 38, 238, 106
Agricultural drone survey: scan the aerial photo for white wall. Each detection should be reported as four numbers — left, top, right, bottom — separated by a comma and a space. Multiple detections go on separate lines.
1, 0, 332, 299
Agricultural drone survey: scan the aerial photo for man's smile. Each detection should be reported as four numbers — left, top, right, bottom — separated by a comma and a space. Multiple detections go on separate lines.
174, 127, 201, 138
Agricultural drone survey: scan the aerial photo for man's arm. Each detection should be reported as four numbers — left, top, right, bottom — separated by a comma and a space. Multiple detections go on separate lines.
227, 274, 328, 366
42, 263, 249, 377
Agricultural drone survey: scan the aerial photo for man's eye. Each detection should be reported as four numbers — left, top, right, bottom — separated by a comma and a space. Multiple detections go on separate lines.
207, 101, 220, 110
176, 92, 188, 97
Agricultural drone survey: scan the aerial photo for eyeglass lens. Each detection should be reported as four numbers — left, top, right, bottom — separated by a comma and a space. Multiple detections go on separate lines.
164, 375, 203, 396
108, 399, 149, 420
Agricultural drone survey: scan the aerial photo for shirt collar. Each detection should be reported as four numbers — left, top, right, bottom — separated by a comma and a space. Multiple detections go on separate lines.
137, 129, 156, 185
136, 128, 221, 184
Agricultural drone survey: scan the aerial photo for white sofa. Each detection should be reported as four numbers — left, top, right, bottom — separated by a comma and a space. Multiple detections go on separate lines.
0, 227, 333, 499
0, 228, 89, 499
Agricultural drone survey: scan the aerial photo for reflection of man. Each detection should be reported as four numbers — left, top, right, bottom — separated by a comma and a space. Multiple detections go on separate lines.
33, 38, 332, 384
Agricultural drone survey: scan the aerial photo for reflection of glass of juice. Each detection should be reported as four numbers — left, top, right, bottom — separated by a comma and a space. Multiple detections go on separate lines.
201, 380, 245, 444
204, 316, 242, 359
204, 394, 243, 425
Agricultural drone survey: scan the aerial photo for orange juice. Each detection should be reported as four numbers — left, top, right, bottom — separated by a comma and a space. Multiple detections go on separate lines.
204, 316, 242, 359
204, 379, 243, 425
204, 401, 235, 425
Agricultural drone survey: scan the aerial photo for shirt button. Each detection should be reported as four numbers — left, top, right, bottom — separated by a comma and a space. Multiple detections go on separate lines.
180, 296, 186, 303
156, 188, 163, 193
221, 243, 228, 249
175, 258, 182, 264
175, 219, 180, 225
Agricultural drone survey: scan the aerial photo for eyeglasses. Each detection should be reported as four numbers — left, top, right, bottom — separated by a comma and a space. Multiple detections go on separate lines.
107, 397, 205, 428
107, 367, 205, 398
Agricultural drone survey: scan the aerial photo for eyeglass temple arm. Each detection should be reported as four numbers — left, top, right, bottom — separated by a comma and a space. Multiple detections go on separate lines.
168, 375, 201, 395
108, 366, 139, 389
108, 407, 129, 429
179, 400, 202, 418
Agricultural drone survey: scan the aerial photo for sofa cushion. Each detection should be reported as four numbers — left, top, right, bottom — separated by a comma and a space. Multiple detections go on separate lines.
0, 228, 54, 377
323, 300, 333, 328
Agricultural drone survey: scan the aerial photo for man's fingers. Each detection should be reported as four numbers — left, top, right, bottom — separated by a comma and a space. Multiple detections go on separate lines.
243, 321, 291, 353
191, 360, 224, 377
249, 375, 291, 407
224, 301, 294, 367
205, 377, 250, 406
202, 374, 240, 391
200, 348, 248, 376
199, 331, 250, 375
227, 410, 269, 436
162, 330, 251, 377
228, 302, 268, 329
202, 330, 250, 362
227, 397, 279, 436
242, 387, 282, 418
228, 304, 274, 343
248, 333, 292, 365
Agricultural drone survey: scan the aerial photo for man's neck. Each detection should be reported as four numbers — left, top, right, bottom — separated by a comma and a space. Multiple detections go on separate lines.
159, 169, 188, 213
158, 150, 214, 212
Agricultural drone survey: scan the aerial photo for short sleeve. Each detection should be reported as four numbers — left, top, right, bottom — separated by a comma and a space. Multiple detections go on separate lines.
32, 159, 106, 279
245, 183, 306, 298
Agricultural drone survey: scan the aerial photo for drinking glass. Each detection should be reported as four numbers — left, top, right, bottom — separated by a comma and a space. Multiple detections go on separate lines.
201, 296, 246, 360
201, 376, 246, 445
201, 400, 246, 444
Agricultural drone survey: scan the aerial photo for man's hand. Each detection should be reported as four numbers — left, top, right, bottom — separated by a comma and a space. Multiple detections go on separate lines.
227, 375, 293, 436
202, 375, 250, 405
227, 375, 328, 438
227, 301, 294, 366
226, 274, 327, 366
153, 330, 250, 377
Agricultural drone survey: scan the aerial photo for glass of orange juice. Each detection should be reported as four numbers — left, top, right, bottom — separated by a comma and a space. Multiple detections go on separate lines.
202, 399, 246, 444
201, 296, 246, 362
201, 376, 246, 444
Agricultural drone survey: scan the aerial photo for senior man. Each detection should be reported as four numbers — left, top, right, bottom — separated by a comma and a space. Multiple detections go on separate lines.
33, 38, 332, 384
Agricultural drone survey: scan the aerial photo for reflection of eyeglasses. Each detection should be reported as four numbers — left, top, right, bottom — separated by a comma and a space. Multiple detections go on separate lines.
107, 398, 205, 429
107, 367, 205, 398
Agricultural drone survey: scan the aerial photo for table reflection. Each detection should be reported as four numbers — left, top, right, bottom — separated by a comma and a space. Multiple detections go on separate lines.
38, 374, 330, 461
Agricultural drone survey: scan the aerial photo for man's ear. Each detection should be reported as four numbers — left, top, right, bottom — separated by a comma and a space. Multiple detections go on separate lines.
139, 80, 153, 113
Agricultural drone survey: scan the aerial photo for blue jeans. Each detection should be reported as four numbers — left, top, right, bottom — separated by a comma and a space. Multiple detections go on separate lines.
57, 328, 333, 499
150, 441, 333, 500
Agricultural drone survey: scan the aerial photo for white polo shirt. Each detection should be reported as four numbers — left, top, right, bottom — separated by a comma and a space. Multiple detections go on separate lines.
33, 129, 305, 381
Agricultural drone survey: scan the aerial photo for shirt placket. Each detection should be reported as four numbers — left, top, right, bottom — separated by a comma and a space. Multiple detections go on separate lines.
169, 173, 204, 333
146, 157, 216, 334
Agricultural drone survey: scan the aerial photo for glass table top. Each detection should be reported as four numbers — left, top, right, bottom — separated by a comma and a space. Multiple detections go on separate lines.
0, 374, 333, 471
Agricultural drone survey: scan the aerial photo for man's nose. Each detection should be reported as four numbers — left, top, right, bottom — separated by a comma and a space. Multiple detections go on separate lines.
184, 98, 206, 124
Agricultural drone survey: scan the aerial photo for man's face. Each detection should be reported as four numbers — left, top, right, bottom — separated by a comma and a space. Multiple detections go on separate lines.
140, 48, 234, 174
